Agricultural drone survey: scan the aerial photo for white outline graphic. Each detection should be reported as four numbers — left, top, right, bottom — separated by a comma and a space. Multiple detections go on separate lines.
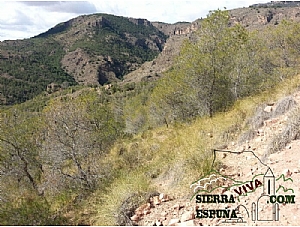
190, 174, 227, 192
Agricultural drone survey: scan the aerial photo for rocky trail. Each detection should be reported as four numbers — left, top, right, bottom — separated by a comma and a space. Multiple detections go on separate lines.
131, 91, 300, 226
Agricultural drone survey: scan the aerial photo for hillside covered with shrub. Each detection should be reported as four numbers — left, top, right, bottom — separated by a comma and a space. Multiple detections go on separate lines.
1, 8, 300, 225
0, 13, 167, 105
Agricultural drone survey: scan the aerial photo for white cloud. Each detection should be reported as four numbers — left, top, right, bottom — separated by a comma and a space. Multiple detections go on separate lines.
20, 1, 97, 14
0, 0, 271, 41
90, 0, 270, 23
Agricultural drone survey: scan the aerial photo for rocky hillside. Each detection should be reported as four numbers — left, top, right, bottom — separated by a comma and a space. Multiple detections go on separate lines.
124, 4, 300, 83
230, 4, 300, 28
0, 14, 167, 105
2, 2, 300, 104
122, 20, 200, 83
152, 21, 200, 36
130, 88, 300, 226
122, 34, 188, 83
41, 14, 168, 85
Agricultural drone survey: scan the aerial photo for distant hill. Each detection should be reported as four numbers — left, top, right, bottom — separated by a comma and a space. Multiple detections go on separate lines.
250, 1, 300, 8
0, 13, 167, 105
123, 5, 300, 84
230, 3, 300, 29
2, 4, 300, 105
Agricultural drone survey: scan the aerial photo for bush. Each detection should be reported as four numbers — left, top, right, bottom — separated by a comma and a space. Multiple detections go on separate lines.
0, 196, 70, 225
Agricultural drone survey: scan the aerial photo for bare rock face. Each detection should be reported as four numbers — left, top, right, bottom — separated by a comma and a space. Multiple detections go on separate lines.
61, 48, 124, 85
229, 6, 300, 29
61, 48, 98, 85
152, 20, 200, 36
173, 22, 199, 35
122, 34, 188, 83
129, 18, 152, 26
87, 16, 111, 28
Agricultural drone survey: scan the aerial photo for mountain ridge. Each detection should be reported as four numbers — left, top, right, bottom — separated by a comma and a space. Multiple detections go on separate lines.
0, 13, 168, 104
2, 3, 300, 105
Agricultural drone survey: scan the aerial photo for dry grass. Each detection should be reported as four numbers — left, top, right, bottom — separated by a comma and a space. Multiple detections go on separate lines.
81, 74, 300, 225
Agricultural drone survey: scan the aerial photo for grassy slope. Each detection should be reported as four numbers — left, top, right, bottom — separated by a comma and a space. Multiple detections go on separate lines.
85, 74, 300, 225
1, 73, 299, 225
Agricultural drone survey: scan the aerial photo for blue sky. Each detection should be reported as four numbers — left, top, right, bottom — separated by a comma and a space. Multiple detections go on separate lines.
0, 0, 270, 41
